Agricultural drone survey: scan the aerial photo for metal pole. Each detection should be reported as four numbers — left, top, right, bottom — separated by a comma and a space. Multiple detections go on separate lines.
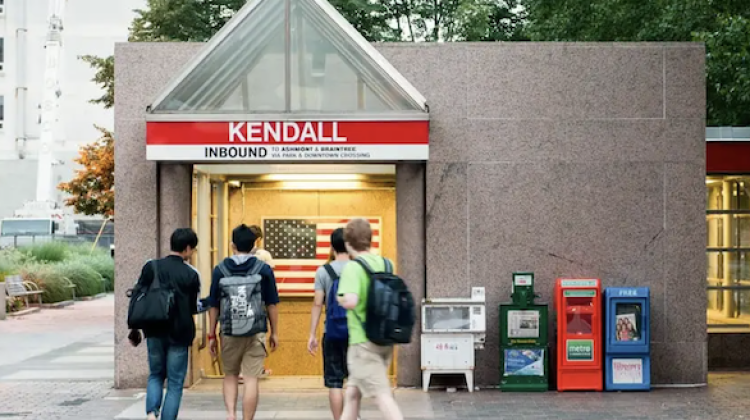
0, 283, 6, 320
284, 0, 291, 111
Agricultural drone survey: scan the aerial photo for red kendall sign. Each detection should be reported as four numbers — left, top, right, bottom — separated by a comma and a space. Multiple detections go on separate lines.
146, 120, 429, 161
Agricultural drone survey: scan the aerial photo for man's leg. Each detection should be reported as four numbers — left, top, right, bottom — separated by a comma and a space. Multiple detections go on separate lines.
145, 337, 167, 419
241, 376, 260, 420
160, 345, 189, 420
374, 392, 403, 420
223, 374, 240, 420
241, 335, 267, 420
221, 336, 244, 420
329, 389, 345, 420
340, 386, 362, 420
323, 337, 346, 420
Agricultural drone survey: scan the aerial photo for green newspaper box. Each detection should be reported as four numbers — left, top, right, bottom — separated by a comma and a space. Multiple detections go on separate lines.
499, 272, 549, 391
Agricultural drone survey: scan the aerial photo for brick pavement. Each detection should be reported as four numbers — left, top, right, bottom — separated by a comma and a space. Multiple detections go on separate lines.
5, 295, 750, 419
0, 295, 136, 420
112, 373, 750, 420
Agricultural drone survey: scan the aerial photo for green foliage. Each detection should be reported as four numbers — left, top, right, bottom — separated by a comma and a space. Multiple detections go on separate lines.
80, 55, 114, 109
129, 0, 247, 42
55, 261, 104, 297
20, 264, 75, 304
74, 254, 115, 292
697, 15, 750, 126
23, 242, 68, 263
0, 248, 34, 278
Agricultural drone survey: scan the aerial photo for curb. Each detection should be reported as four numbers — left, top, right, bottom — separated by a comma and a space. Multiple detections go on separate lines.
78, 293, 108, 301
7, 307, 41, 317
42, 300, 75, 309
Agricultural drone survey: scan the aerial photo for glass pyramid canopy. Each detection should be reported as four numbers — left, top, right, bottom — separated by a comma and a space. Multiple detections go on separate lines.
148, 0, 428, 117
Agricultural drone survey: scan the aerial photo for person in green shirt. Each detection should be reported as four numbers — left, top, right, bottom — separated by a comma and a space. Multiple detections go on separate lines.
337, 218, 403, 420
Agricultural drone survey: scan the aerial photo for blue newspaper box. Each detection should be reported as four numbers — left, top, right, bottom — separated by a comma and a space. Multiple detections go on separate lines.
604, 287, 650, 391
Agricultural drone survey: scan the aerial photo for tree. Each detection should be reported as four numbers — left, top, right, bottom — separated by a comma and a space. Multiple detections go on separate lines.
698, 15, 750, 126
80, 55, 114, 109
58, 127, 115, 217
524, 0, 750, 126
129, 0, 247, 42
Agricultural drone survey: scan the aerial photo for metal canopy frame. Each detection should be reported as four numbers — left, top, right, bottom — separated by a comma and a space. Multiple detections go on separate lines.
146, 0, 429, 122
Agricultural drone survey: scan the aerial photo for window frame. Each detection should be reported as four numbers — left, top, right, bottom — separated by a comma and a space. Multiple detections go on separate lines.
707, 174, 750, 333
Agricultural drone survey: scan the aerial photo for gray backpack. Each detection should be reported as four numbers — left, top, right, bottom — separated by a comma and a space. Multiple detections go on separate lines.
218, 259, 267, 337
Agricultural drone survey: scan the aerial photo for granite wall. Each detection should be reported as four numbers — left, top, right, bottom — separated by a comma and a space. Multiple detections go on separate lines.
115, 42, 706, 388
377, 43, 707, 386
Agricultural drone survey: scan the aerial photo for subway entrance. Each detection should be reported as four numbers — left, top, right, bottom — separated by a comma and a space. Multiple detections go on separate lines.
189, 164, 398, 389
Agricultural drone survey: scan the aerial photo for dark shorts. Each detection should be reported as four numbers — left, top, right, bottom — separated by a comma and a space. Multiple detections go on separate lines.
323, 335, 348, 389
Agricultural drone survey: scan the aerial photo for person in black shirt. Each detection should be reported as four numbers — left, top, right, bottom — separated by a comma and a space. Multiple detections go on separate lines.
129, 228, 201, 420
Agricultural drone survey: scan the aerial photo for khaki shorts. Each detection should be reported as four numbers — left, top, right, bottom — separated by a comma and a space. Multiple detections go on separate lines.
346, 342, 393, 398
221, 333, 267, 377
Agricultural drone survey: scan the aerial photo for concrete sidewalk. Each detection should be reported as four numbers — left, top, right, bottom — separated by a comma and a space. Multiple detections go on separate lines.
111, 373, 750, 420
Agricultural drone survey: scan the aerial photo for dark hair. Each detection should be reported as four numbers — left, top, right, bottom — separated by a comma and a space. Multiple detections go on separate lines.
170, 228, 198, 253
233, 224, 257, 253
344, 219, 372, 252
249, 225, 263, 240
331, 227, 347, 254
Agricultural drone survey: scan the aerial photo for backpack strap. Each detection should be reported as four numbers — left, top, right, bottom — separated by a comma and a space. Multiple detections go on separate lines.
354, 257, 375, 275
323, 264, 339, 281
384, 258, 394, 274
151, 260, 161, 288
355, 257, 392, 274
217, 261, 232, 278
249, 258, 266, 276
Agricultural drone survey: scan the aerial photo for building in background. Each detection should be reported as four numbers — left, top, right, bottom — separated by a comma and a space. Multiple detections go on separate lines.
0, 0, 144, 219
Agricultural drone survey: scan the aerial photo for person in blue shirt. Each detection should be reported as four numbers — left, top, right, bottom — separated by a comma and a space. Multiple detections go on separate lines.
208, 224, 280, 420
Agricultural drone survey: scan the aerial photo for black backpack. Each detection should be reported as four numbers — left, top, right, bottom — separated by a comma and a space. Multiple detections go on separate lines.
127, 260, 174, 330
354, 257, 415, 345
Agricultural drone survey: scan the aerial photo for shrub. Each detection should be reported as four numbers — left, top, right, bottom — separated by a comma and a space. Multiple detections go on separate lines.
55, 261, 103, 297
23, 242, 68, 263
74, 254, 114, 292
20, 263, 75, 303
0, 248, 35, 278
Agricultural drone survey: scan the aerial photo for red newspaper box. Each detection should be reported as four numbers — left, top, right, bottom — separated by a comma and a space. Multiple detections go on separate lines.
555, 278, 603, 391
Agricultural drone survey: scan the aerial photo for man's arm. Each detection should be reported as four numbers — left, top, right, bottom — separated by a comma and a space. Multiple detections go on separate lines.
207, 267, 222, 345
309, 268, 326, 339
262, 266, 281, 351
309, 290, 325, 337
336, 264, 360, 310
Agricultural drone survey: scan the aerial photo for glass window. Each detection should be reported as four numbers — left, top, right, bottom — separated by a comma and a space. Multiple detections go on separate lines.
0, 96, 4, 123
707, 175, 750, 332
0, 38, 4, 67
565, 296, 594, 335
151, 0, 424, 114
614, 303, 642, 341
0, 219, 53, 236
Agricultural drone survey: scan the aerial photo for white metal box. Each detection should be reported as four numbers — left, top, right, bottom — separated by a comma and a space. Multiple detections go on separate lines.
421, 333, 475, 370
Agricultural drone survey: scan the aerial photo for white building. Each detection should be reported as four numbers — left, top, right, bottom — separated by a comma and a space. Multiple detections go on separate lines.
0, 0, 145, 219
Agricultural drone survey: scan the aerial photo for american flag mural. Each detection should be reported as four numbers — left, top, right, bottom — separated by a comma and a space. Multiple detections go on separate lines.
262, 217, 382, 296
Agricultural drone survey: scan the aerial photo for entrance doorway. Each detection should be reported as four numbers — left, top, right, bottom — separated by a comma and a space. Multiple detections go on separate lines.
189, 164, 398, 388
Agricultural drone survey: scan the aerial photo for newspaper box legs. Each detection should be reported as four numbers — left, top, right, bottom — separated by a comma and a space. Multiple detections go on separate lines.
499, 272, 549, 392
604, 287, 651, 391
554, 278, 603, 392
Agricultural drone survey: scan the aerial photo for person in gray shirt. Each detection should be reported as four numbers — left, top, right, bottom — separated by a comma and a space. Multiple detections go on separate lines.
308, 228, 350, 420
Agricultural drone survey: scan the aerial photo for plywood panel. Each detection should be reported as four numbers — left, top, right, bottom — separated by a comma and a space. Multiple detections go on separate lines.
220, 187, 396, 377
